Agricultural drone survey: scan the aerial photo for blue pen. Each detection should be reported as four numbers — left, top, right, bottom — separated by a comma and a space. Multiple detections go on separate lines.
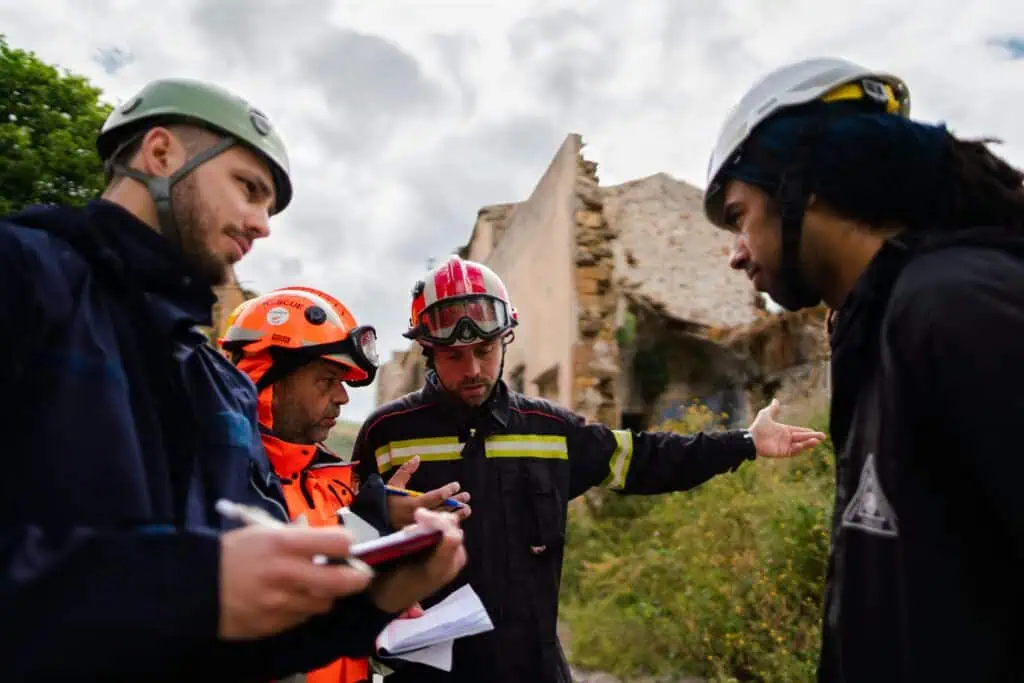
384, 485, 466, 510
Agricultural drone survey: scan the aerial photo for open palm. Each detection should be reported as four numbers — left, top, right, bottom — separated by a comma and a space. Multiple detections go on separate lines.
748, 399, 826, 458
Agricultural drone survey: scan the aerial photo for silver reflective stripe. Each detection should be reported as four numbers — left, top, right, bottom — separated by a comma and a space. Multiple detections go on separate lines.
484, 434, 568, 460
375, 436, 462, 474
601, 429, 634, 490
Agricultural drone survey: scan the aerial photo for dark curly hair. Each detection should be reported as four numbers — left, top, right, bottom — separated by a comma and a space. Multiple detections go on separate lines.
726, 108, 1024, 235
942, 136, 1024, 231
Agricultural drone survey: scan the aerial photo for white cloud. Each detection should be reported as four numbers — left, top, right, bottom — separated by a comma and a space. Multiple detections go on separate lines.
3, 0, 1024, 421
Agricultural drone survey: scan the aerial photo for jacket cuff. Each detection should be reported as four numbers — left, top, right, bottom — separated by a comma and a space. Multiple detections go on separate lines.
722, 429, 758, 464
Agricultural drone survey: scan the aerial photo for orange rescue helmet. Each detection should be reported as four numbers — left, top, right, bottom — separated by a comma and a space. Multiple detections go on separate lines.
220, 286, 379, 388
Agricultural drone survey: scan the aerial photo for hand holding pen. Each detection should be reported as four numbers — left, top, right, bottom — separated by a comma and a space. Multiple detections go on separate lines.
216, 499, 373, 573
384, 456, 473, 529
214, 498, 467, 638
215, 499, 376, 640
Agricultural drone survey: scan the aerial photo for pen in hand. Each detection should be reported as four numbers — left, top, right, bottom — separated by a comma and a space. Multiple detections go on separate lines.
215, 499, 374, 575
384, 485, 466, 510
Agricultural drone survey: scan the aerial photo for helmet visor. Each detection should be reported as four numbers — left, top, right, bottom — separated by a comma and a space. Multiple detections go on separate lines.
418, 295, 511, 345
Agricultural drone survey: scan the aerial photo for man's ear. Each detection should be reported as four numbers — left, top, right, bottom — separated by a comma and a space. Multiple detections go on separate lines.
136, 126, 188, 178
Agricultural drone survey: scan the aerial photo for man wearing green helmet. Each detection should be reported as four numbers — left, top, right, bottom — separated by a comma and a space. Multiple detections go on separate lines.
0, 77, 466, 681
97, 77, 294, 285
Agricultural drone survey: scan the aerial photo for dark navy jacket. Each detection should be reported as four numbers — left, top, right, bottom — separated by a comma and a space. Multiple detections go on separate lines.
0, 200, 393, 682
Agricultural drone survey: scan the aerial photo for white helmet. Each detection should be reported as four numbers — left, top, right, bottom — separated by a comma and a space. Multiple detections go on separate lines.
704, 56, 910, 226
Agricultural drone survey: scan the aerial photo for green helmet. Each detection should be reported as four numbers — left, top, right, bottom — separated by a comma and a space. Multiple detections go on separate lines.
98, 77, 292, 214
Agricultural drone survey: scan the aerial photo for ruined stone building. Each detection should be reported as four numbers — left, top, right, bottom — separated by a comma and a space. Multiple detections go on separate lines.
375, 134, 829, 430
199, 268, 257, 344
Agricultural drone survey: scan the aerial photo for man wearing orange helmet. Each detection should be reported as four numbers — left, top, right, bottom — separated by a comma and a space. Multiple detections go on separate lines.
353, 255, 826, 683
221, 286, 391, 683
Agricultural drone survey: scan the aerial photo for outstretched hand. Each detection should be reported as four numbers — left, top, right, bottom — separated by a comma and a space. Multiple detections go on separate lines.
748, 399, 826, 458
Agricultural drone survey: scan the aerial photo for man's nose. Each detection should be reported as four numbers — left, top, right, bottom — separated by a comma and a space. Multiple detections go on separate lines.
246, 209, 271, 240
332, 382, 350, 406
465, 354, 482, 377
729, 235, 750, 271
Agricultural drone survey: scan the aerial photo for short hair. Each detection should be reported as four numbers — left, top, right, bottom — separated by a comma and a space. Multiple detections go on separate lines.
104, 122, 221, 186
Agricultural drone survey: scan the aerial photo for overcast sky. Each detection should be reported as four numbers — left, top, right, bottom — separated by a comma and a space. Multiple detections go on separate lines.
2, 0, 1023, 421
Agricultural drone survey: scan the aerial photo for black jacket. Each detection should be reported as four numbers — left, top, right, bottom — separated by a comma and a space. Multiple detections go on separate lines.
0, 201, 393, 682
353, 373, 756, 683
820, 228, 1024, 682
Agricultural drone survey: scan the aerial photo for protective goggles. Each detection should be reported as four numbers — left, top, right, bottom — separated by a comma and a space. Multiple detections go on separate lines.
414, 295, 513, 346
309, 325, 380, 388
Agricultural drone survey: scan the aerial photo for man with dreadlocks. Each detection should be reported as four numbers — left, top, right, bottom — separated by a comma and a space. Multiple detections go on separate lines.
352, 255, 825, 683
704, 56, 1024, 681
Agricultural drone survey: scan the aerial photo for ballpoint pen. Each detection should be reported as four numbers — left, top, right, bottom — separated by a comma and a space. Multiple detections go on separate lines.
215, 499, 373, 574
384, 485, 466, 510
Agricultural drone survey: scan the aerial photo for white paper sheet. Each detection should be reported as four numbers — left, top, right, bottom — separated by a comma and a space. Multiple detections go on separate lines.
376, 585, 494, 671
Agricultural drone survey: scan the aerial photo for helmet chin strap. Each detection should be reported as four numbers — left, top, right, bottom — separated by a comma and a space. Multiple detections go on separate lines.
772, 120, 827, 311
775, 173, 823, 311
108, 135, 237, 253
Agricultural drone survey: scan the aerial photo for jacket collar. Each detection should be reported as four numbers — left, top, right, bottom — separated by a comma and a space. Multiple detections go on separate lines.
828, 226, 1024, 452
11, 199, 217, 338
422, 370, 510, 430
82, 200, 217, 328
258, 424, 342, 478
828, 237, 915, 452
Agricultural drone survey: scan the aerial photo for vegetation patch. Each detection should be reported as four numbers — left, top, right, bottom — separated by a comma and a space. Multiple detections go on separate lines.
560, 403, 835, 682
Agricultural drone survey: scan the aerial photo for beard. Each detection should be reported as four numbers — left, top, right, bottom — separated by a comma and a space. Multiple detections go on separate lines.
275, 402, 339, 445
766, 262, 823, 312
442, 375, 496, 407
171, 173, 229, 286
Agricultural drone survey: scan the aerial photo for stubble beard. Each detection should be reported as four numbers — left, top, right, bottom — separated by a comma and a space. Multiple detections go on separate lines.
172, 174, 230, 286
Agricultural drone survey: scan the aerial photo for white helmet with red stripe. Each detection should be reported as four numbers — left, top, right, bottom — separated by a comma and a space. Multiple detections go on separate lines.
404, 255, 518, 347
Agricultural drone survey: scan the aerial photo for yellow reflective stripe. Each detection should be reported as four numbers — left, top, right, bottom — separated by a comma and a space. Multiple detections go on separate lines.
486, 434, 565, 444
485, 434, 567, 460
602, 429, 634, 490
375, 436, 462, 474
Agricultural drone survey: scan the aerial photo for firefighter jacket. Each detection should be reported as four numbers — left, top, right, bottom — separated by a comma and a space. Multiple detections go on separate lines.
0, 201, 395, 681
819, 228, 1024, 682
353, 372, 757, 683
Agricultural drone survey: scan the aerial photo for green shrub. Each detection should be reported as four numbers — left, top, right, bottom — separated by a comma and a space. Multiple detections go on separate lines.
560, 404, 835, 682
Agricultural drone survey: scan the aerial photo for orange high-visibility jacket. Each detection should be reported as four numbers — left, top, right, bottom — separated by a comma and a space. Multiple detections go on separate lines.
262, 430, 371, 683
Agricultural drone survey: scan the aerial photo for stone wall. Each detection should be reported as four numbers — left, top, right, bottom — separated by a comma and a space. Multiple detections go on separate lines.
375, 345, 429, 406
571, 145, 621, 425
722, 306, 831, 423
604, 173, 758, 330
462, 202, 518, 263
480, 134, 580, 408
617, 299, 830, 430
201, 268, 254, 346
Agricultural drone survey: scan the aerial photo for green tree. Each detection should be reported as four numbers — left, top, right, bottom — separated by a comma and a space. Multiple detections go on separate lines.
0, 35, 111, 216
